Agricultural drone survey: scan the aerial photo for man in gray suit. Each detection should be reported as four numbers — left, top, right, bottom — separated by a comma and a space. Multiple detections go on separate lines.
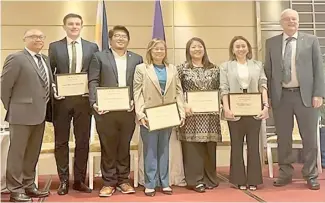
1, 29, 53, 202
265, 9, 325, 190
88, 25, 143, 197
48, 13, 98, 195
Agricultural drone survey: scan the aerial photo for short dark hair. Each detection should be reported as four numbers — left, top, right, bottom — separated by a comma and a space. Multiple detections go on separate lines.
63, 13, 83, 25
228, 36, 253, 60
109, 25, 130, 40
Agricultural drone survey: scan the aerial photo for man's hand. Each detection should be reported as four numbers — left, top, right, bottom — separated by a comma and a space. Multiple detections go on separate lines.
127, 100, 134, 112
312, 97, 323, 108
53, 85, 65, 100
93, 103, 109, 115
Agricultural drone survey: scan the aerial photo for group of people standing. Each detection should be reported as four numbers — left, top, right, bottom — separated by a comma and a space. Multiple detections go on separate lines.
1, 8, 323, 202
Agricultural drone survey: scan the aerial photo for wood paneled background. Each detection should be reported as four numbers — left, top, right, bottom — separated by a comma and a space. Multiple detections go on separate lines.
1, 1, 257, 138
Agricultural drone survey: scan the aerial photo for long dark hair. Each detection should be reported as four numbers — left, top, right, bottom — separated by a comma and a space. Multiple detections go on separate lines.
185, 37, 214, 69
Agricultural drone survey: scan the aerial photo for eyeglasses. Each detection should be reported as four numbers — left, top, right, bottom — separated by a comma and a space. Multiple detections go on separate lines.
281, 17, 298, 22
113, 34, 128, 39
25, 35, 46, 40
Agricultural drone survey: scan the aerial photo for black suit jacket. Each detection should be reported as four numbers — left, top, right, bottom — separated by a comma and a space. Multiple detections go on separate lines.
88, 49, 143, 107
48, 37, 99, 75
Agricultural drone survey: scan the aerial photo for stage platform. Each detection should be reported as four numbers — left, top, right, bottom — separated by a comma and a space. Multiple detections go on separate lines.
1, 164, 324, 202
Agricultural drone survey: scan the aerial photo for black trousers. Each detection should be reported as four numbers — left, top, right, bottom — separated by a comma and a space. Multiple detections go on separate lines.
94, 111, 135, 187
227, 117, 263, 186
181, 141, 218, 187
53, 96, 91, 183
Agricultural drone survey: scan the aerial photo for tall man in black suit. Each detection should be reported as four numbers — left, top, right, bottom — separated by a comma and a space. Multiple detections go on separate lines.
88, 25, 143, 197
48, 13, 99, 195
1, 29, 52, 202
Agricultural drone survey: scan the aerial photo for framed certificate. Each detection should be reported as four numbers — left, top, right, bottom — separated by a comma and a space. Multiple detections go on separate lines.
187, 91, 220, 113
56, 73, 88, 97
96, 87, 131, 111
229, 93, 262, 116
145, 103, 181, 132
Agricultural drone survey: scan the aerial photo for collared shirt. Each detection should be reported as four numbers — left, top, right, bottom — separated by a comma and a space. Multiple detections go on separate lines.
112, 49, 127, 87
282, 32, 299, 88
25, 47, 50, 89
67, 37, 83, 73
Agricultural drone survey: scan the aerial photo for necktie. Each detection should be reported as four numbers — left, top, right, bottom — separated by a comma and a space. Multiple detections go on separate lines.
70, 41, 77, 73
35, 54, 50, 102
283, 37, 294, 84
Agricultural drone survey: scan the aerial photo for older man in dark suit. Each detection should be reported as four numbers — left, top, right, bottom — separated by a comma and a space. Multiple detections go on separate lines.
88, 25, 143, 197
1, 29, 53, 202
265, 8, 325, 190
48, 13, 99, 195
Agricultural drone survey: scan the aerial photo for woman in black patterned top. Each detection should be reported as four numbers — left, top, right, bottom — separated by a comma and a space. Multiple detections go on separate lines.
177, 37, 222, 193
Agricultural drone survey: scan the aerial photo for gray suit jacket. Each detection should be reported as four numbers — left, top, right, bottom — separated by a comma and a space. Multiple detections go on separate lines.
48, 38, 99, 74
88, 49, 143, 107
264, 32, 325, 108
219, 59, 267, 121
1, 49, 54, 125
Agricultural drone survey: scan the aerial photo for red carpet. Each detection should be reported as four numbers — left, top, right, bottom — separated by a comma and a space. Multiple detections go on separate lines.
1, 164, 324, 202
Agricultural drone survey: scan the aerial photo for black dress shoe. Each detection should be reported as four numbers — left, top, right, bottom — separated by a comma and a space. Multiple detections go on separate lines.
72, 182, 92, 193
205, 182, 219, 189
57, 182, 69, 195
25, 187, 49, 198
307, 179, 320, 190
273, 178, 292, 187
193, 184, 205, 193
9, 193, 32, 202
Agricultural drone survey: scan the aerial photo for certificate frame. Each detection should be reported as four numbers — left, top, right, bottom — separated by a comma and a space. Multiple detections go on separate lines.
144, 102, 181, 132
186, 90, 220, 113
95, 86, 131, 112
228, 93, 263, 116
55, 72, 88, 97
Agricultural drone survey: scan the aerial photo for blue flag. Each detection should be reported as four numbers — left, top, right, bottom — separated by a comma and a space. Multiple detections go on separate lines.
152, 0, 165, 41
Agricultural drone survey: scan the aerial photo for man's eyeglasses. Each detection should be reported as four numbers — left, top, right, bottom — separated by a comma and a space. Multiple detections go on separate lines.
25, 35, 46, 40
113, 34, 128, 40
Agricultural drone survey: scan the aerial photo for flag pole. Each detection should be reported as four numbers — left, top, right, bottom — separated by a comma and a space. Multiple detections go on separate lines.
172, 0, 175, 65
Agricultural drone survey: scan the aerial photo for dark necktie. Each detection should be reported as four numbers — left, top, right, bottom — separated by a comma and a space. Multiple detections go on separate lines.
283, 37, 294, 84
70, 41, 77, 73
35, 54, 50, 102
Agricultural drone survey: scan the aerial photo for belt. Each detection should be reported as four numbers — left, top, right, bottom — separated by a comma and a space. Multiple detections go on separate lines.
282, 87, 300, 92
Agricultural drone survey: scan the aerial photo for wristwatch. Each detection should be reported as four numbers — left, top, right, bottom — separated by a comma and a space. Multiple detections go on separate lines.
263, 103, 270, 108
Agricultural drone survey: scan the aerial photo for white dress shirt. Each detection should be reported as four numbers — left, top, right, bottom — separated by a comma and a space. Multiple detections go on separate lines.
282, 32, 299, 88
25, 47, 50, 89
112, 49, 127, 87
237, 62, 249, 89
67, 37, 83, 73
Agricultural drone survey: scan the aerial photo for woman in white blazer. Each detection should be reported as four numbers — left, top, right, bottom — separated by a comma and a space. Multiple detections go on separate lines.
220, 36, 269, 191
133, 39, 185, 196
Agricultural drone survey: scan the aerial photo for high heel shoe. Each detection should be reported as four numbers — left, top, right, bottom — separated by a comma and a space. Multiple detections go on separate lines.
144, 188, 155, 197
162, 187, 173, 195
